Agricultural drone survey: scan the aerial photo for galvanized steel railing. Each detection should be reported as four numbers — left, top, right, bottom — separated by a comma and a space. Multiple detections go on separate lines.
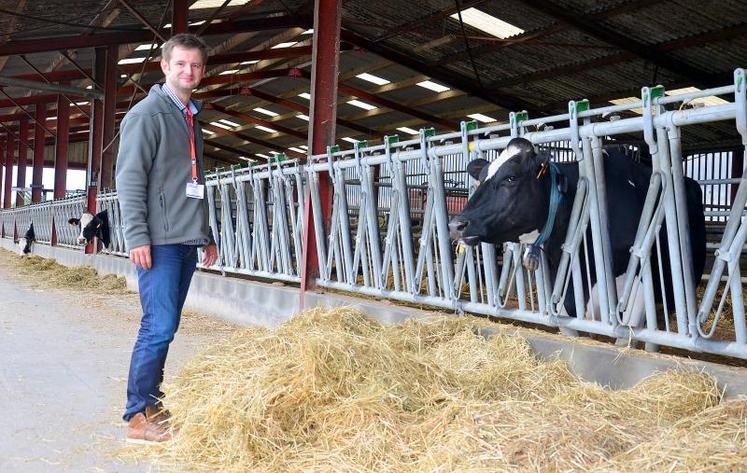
0, 69, 745, 361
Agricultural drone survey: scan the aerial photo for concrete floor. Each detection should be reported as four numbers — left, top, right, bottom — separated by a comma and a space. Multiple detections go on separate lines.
0, 252, 237, 472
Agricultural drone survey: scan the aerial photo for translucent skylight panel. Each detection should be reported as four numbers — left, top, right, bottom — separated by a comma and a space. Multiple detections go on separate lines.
356, 73, 390, 86
467, 113, 496, 123
347, 99, 377, 111
254, 107, 278, 117
450, 8, 524, 38
417, 80, 450, 93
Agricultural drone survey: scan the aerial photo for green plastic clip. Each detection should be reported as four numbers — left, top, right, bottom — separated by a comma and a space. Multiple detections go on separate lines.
650, 85, 665, 99
386, 135, 399, 145
329, 144, 340, 153
465, 120, 478, 132
574, 100, 590, 113
515, 111, 529, 123
424, 127, 436, 137
354, 140, 368, 150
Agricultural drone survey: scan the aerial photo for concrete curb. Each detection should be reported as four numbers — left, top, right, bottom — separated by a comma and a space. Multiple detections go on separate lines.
4, 237, 746, 398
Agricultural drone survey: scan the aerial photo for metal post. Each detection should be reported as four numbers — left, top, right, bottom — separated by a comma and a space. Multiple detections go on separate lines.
15, 118, 28, 207
300, 0, 341, 302
32, 102, 46, 203
100, 45, 117, 190
53, 94, 70, 199
4, 129, 14, 208
172, 0, 188, 35
85, 47, 106, 254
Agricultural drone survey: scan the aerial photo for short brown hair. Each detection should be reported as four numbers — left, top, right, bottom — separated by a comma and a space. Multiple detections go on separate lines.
162, 33, 208, 64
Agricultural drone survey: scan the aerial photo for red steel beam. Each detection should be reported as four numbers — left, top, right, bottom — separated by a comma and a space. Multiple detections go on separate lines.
11, 69, 88, 83
101, 46, 118, 189
118, 0, 168, 43
4, 131, 14, 208
194, 88, 380, 140
0, 137, 4, 214
118, 46, 316, 75
15, 118, 28, 207
243, 87, 379, 136
53, 95, 70, 199
116, 68, 302, 97
201, 123, 304, 159
203, 139, 249, 159
173, 0, 188, 35
32, 102, 45, 203
84, 49, 107, 253
0, 94, 58, 110
301, 0, 341, 298
334, 77, 458, 130
0, 16, 308, 57
205, 102, 307, 139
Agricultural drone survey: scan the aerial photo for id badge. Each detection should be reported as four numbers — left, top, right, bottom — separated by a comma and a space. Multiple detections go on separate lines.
186, 181, 205, 199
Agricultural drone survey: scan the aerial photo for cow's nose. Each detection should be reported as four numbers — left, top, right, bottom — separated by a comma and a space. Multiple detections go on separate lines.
448, 216, 469, 240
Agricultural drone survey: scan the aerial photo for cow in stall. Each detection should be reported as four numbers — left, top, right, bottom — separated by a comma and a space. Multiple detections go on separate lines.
18, 222, 35, 255
68, 210, 111, 249
448, 137, 706, 325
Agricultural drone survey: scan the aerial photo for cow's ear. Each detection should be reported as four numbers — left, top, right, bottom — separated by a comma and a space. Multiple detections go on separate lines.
95, 210, 108, 220
68, 218, 80, 227
467, 159, 490, 182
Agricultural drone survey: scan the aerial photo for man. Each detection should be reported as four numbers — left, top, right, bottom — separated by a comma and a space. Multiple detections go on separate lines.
115, 33, 218, 444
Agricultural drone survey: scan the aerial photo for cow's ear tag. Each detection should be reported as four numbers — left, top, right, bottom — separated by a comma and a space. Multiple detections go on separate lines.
523, 245, 541, 271
536, 161, 548, 179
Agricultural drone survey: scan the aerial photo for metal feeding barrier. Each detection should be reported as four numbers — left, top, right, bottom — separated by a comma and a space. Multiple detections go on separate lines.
1, 69, 745, 360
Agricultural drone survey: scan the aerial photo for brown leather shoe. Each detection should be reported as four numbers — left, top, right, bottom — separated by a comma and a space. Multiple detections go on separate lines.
126, 412, 173, 445
145, 404, 172, 427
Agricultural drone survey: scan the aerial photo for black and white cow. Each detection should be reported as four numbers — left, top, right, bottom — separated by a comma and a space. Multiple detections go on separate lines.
448, 137, 706, 321
18, 222, 35, 255
68, 210, 111, 248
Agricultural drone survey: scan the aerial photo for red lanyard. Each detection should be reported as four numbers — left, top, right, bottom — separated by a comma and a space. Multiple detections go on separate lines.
185, 107, 198, 183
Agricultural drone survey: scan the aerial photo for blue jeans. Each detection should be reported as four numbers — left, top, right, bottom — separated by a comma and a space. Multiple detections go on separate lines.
123, 244, 198, 421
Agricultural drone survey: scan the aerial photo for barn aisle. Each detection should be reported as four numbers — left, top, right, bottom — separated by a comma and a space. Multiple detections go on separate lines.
0, 250, 237, 472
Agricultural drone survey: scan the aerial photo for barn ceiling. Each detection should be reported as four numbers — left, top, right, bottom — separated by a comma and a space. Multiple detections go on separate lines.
0, 0, 744, 168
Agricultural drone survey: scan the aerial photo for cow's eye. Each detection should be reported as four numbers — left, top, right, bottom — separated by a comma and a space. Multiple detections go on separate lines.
504, 175, 517, 183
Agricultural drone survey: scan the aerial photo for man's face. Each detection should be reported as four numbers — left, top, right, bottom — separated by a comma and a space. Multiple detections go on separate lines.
161, 45, 205, 94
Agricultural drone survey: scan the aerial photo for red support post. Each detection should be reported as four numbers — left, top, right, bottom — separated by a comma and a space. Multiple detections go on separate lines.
300, 0, 342, 306
0, 136, 5, 214
85, 48, 106, 254
53, 94, 70, 199
16, 118, 28, 207
4, 130, 14, 208
100, 45, 117, 190
172, 0, 188, 35
32, 102, 46, 203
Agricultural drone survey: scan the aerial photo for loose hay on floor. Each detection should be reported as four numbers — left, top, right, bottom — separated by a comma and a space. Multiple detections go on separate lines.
134, 307, 745, 473
12, 254, 129, 293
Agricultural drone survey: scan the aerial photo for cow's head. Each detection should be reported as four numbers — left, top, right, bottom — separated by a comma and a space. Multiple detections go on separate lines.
18, 222, 35, 255
68, 210, 111, 248
449, 137, 552, 246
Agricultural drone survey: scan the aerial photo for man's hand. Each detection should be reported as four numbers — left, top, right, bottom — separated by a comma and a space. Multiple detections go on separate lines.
202, 244, 218, 267
130, 244, 152, 269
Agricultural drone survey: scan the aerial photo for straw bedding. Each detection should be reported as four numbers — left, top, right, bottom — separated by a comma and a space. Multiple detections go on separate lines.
143, 307, 746, 472
15, 255, 128, 293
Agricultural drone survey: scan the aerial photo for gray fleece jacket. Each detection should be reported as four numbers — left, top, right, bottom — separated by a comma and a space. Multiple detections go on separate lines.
115, 84, 211, 250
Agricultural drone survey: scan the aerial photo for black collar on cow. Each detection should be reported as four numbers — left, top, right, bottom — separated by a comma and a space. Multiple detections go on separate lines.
523, 162, 566, 271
